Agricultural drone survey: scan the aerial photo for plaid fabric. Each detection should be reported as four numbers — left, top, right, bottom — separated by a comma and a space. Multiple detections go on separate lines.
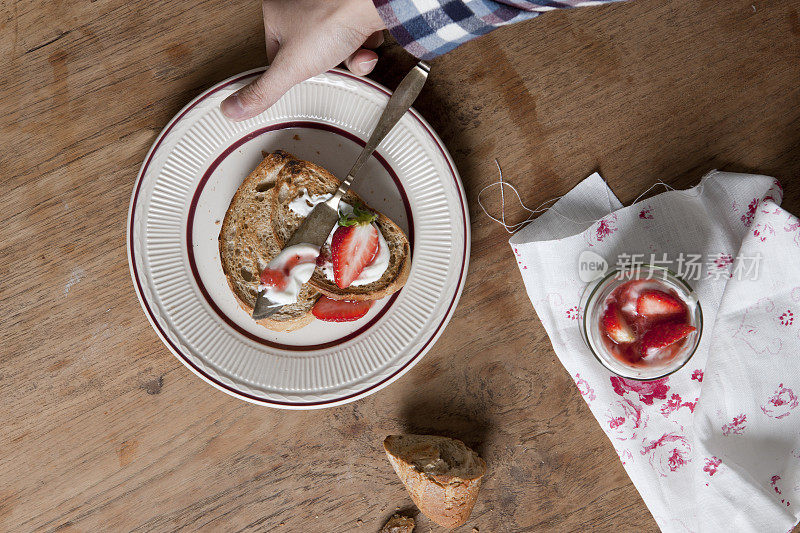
374, 0, 626, 59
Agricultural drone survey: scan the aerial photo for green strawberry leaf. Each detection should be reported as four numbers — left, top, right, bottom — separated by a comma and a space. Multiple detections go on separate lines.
338, 205, 377, 227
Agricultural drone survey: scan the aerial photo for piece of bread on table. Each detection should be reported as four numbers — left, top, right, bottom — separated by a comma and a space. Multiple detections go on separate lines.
381, 513, 415, 533
218, 151, 319, 331
270, 152, 411, 301
383, 435, 486, 529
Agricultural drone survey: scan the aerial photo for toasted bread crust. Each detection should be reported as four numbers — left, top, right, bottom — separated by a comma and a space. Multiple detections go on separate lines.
384, 435, 486, 529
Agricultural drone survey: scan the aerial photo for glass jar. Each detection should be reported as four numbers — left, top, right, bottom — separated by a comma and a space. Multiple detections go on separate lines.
579, 265, 703, 380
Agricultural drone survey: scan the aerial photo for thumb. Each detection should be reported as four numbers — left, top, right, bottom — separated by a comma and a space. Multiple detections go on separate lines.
220, 63, 295, 121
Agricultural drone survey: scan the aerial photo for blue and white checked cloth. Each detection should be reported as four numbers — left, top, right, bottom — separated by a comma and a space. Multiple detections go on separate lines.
374, 0, 626, 59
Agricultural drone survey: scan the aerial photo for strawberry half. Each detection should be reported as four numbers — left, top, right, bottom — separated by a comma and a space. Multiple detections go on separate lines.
636, 290, 684, 319
260, 268, 288, 290
602, 302, 636, 344
312, 296, 374, 322
331, 206, 379, 289
640, 322, 696, 357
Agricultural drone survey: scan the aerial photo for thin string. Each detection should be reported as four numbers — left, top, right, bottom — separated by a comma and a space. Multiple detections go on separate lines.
477, 160, 563, 233
479, 160, 708, 234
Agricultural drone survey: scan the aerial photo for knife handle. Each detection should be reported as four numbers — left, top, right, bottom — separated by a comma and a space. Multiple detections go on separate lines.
332, 61, 430, 202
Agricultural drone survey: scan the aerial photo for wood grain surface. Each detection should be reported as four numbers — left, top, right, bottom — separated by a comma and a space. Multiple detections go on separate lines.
2, 0, 800, 531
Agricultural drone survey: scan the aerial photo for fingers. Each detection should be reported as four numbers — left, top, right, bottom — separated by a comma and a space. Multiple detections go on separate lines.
363, 30, 385, 49
344, 31, 383, 76
344, 48, 379, 76
221, 66, 291, 121
265, 37, 280, 64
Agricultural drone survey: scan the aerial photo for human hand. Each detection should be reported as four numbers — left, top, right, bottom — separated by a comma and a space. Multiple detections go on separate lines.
221, 0, 386, 121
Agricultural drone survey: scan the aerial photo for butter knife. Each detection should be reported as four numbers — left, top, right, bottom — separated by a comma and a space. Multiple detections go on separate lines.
252, 61, 431, 320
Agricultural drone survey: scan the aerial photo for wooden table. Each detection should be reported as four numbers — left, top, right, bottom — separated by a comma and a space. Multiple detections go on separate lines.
3, 0, 800, 530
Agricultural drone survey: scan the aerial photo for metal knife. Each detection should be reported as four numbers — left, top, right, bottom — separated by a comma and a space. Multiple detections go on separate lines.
252, 61, 431, 320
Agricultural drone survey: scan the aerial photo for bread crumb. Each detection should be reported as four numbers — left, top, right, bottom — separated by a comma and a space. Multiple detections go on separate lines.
356, 519, 363, 526
473, 528, 479, 532
293, 134, 301, 141
215, 220, 220, 224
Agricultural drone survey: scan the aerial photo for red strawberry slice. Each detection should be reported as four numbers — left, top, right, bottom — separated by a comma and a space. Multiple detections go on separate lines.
312, 296, 374, 322
602, 302, 635, 343
636, 290, 685, 319
640, 322, 696, 357
331, 219, 379, 289
260, 268, 288, 290
316, 246, 331, 267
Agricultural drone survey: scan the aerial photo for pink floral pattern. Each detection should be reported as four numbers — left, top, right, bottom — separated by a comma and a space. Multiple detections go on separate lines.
639, 206, 654, 220
586, 214, 618, 247
721, 414, 747, 436
616, 448, 633, 466
704, 457, 722, 476
596, 218, 616, 241
606, 399, 647, 440
574, 373, 596, 402
764, 178, 784, 205
741, 198, 759, 227
660, 393, 698, 417
771, 475, 791, 506
610, 376, 670, 405
761, 383, 799, 419
513, 246, 527, 270
732, 298, 783, 355
691, 369, 704, 383
566, 306, 580, 320
753, 222, 775, 242
780, 310, 794, 326
641, 433, 692, 477
714, 253, 733, 270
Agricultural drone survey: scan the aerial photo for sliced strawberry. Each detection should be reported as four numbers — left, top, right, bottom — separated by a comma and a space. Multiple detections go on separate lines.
602, 302, 636, 344
640, 322, 696, 357
260, 268, 288, 290
331, 208, 379, 288
312, 296, 374, 322
316, 246, 331, 267
636, 290, 685, 319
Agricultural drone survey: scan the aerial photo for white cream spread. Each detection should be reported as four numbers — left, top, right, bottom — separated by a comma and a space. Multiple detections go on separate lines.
287, 189, 331, 217
288, 189, 389, 286
257, 243, 319, 305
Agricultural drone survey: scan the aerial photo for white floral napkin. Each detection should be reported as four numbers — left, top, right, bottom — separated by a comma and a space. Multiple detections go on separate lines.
509, 171, 800, 532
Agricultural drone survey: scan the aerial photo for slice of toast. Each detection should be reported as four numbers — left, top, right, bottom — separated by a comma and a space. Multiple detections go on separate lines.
270, 153, 411, 301
218, 151, 319, 331
383, 435, 486, 529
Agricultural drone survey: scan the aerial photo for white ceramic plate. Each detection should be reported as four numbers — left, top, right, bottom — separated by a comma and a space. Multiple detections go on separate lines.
127, 68, 469, 409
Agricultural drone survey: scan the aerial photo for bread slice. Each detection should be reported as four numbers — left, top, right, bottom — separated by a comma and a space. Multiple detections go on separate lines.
381, 514, 415, 533
383, 435, 486, 529
270, 153, 411, 301
218, 151, 319, 331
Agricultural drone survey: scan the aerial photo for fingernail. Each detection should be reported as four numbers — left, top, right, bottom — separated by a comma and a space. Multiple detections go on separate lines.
359, 58, 378, 72
221, 93, 246, 120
